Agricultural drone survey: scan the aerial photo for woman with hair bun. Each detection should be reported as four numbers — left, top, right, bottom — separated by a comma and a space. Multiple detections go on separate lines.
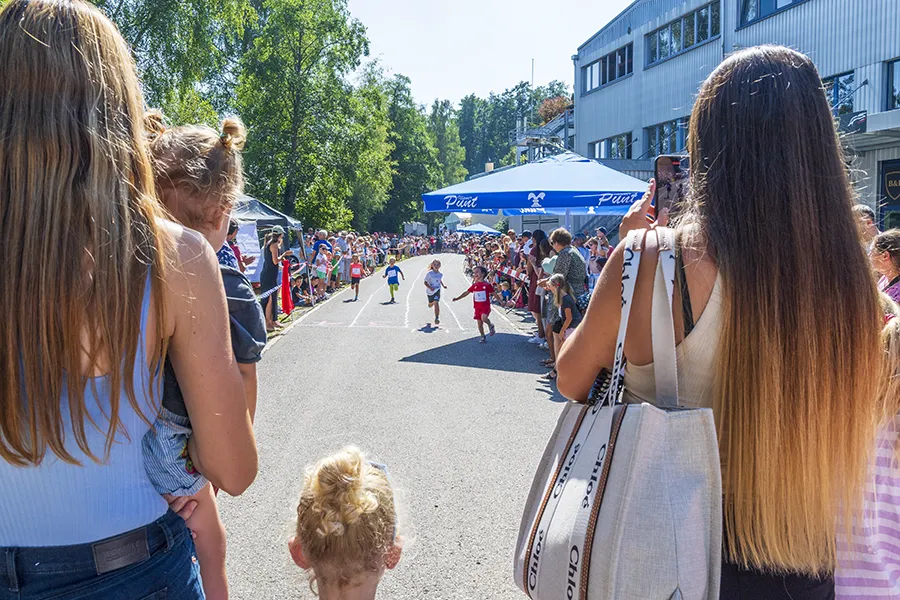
289, 447, 403, 599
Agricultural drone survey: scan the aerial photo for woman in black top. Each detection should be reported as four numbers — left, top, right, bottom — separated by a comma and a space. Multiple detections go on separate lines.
260, 227, 291, 331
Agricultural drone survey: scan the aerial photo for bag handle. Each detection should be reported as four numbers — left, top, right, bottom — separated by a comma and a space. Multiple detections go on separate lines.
651, 228, 679, 407
602, 229, 646, 407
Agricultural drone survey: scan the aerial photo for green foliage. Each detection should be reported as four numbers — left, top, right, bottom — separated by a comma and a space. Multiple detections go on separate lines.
159, 87, 221, 127
341, 64, 396, 232
427, 99, 468, 188
93, 0, 255, 113
235, 0, 368, 226
371, 75, 440, 233
457, 80, 571, 177
61, 0, 572, 233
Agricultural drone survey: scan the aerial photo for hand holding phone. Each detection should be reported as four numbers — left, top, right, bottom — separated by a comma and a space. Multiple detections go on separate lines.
654, 155, 691, 218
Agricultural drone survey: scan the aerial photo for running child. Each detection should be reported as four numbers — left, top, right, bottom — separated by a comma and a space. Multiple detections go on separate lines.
349, 254, 366, 302
453, 265, 498, 343
383, 257, 405, 304
289, 447, 402, 599
424, 259, 448, 325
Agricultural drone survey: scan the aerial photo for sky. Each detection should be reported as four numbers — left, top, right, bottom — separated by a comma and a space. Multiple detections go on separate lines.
346, 0, 635, 106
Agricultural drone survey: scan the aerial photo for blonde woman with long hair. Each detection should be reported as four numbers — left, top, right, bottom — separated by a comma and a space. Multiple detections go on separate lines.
558, 45, 890, 598
0, 1, 257, 597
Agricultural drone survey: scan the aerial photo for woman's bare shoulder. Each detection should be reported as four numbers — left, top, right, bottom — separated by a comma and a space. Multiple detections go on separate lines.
157, 218, 212, 268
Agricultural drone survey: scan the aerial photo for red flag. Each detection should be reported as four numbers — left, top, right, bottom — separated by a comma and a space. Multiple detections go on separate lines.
281, 259, 294, 315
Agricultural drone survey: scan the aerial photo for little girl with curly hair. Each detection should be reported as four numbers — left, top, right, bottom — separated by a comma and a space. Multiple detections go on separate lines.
289, 447, 403, 598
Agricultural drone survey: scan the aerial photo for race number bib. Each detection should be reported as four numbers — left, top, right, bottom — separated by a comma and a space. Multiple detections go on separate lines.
474, 290, 488, 303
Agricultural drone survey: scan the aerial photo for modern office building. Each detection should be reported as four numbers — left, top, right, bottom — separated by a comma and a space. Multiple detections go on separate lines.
574, 0, 900, 229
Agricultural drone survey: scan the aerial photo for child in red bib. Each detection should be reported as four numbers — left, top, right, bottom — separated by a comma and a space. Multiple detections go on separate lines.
453, 265, 498, 343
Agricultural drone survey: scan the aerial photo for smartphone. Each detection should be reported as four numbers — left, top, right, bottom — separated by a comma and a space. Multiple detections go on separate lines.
654, 155, 691, 218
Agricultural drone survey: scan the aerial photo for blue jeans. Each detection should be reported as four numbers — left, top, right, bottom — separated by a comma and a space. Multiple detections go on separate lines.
0, 510, 204, 599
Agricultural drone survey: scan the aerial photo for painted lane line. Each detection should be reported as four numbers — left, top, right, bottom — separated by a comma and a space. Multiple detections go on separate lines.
349, 282, 384, 328
261, 285, 353, 355
403, 264, 431, 329
442, 254, 467, 331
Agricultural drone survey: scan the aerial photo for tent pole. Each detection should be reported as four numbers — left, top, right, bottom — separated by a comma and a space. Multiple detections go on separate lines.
565, 208, 571, 231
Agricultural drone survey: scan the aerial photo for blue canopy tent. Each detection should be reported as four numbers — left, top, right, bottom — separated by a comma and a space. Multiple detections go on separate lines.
457, 223, 502, 235
422, 152, 647, 218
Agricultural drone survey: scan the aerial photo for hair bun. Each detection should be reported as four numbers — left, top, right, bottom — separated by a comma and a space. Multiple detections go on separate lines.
306, 447, 380, 539
220, 117, 246, 151
144, 109, 166, 139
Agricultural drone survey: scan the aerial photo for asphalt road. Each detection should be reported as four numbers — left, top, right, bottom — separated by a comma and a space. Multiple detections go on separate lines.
218, 253, 566, 599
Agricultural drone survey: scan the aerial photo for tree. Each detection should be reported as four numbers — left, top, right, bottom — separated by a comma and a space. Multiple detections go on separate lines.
94, 0, 255, 113
344, 63, 395, 232
236, 0, 368, 229
427, 99, 468, 189
456, 80, 571, 177
458, 94, 487, 178
370, 75, 440, 233
539, 96, 570, 125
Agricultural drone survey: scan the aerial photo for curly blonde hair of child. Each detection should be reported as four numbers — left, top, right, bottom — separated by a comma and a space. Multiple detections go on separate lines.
295, 447, 398, 589
145, 111, 246, 232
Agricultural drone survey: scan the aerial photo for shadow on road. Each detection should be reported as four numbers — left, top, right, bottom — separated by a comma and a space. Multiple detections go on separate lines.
400, 333, 546, 374
417, 324, 439, 333
533, 382, 568, 403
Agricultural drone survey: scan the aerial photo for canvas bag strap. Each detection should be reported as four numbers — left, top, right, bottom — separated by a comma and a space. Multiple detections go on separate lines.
601, 228, 646, 407
650, 228, 679, 407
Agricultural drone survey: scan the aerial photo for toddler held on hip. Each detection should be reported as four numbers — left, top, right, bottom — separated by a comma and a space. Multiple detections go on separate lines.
142, 113, 265, 600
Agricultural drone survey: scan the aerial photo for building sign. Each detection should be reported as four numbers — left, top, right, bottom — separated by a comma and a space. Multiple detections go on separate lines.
884, 161, 900, 203
880, 159, 900, 230
839, 111, 868, 135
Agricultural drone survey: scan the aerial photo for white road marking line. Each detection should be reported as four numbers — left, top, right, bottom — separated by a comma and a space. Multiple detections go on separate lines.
350, 282, 384, 328
403, 265, 430, 329
261, 285, 353, 355
442, 255, 467, 331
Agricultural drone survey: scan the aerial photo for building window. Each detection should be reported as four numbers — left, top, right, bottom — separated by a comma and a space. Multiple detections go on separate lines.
582, 42, 634, 94
823, 72, 855, 116
645, 119, 688, 157
740, 0, 804, 27
646, 2, 720, 67
597, 133, 633, 159
888, 60, 900, 111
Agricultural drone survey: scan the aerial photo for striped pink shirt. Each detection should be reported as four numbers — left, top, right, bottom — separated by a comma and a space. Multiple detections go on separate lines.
836, 415, 900, 598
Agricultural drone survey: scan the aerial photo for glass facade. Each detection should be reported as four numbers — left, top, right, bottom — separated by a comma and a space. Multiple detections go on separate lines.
646, 119, 688, 157
740, 0, 804, 26
589, 133, 633, 159
582, 43, 634, 94
823, 72, 856, 115
889, 60, 900, 111
646, 2, 720, 67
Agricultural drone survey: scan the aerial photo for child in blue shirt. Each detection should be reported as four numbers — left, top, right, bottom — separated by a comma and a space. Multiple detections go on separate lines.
383, 257, 405, 304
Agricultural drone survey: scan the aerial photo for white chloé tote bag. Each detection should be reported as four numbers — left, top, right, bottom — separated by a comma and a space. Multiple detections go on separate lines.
514, 229, 722, 600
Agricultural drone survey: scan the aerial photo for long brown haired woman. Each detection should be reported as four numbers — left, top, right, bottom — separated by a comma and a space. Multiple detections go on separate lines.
0, 1, 257, 597
260, 227, 291, 330
557, 45, 889, 597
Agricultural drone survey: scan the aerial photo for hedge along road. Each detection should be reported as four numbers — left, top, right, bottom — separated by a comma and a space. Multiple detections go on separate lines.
217, 252, 567, 599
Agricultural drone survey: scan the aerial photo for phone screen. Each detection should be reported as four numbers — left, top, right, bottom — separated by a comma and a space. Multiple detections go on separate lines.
654, 155, 691, 217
